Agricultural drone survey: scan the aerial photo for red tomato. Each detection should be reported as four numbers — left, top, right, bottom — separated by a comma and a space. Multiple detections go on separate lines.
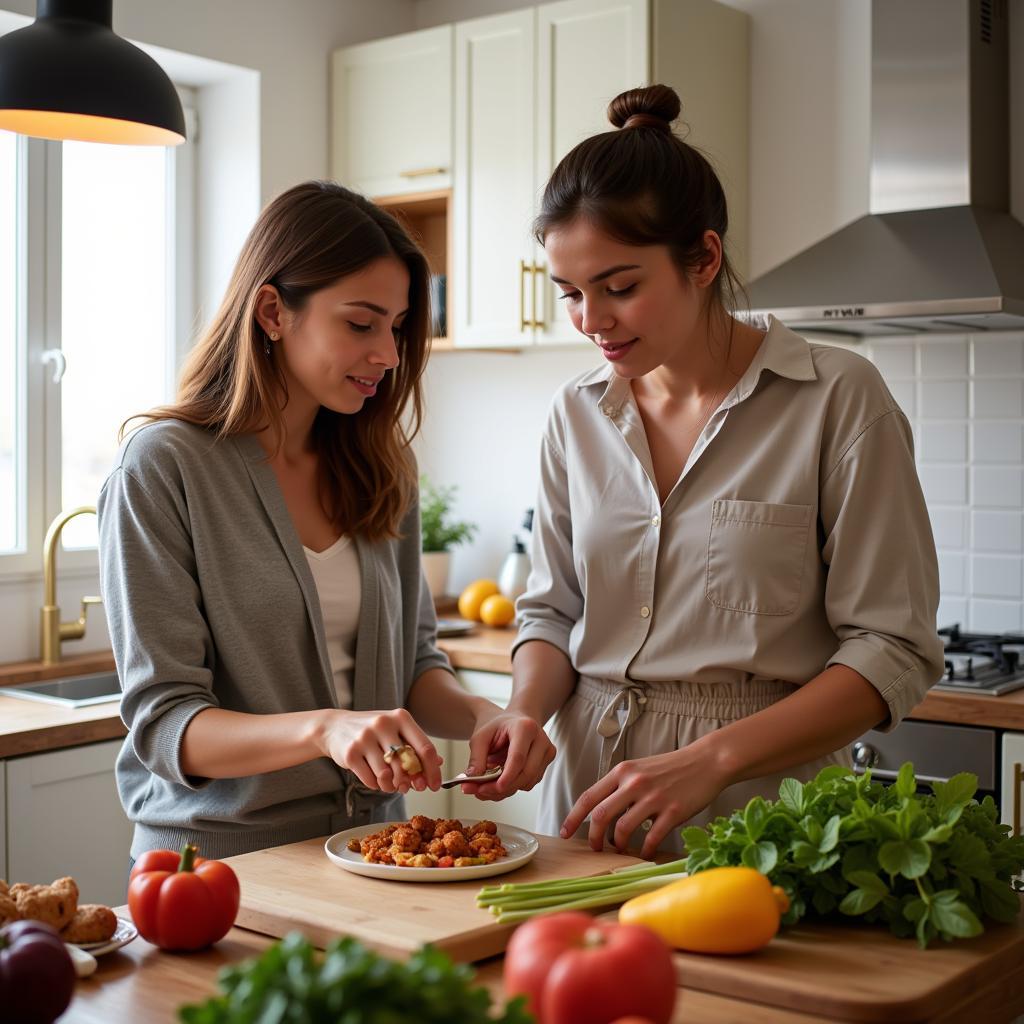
128, 844, 240, 951
503, 912, 676, 1024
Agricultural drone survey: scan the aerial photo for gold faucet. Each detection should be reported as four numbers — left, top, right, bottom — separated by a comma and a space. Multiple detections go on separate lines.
40, 506, 102, 664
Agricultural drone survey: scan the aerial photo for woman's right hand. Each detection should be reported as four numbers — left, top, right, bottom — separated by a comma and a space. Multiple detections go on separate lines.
315, 708, 443, 794
462, 708, 555, 801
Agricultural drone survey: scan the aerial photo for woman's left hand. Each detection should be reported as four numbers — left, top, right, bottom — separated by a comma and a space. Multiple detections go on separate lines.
560, 743, 733, 859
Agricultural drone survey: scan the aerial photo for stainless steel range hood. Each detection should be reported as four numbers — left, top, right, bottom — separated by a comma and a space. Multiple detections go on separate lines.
747, 0, 1024, 336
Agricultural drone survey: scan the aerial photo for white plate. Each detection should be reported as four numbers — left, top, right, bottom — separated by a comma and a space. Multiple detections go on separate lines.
435, 618, 477, 638
325, 820, 539, 882
69, 917, 138, 956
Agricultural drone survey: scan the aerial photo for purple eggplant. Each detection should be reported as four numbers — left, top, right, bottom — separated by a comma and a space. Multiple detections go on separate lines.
0, 920, 75, 1023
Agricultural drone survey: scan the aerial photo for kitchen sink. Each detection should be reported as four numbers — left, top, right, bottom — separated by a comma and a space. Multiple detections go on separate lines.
0, 670, 121, 708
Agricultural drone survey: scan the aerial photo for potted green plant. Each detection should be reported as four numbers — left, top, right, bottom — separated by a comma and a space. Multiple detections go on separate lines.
419, 475, 477, 599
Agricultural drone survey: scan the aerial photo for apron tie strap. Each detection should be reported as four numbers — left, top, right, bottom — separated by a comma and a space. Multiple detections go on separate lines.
595, 683, 648, 777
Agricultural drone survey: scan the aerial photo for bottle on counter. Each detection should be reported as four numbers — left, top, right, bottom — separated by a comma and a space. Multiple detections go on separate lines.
498, 537, 530, 601
498, 509, 533, 601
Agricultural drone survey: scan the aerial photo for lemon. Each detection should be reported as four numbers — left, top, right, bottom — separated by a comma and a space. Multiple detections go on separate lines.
479, 594, 515, 628
457, 579, 501, 621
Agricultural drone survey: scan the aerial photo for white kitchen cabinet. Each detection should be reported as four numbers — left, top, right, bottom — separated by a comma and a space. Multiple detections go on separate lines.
404, 670, 545, 832
447, 670, 544, 833
331, 26, 453, 199
1002, 731, 1024, 839
532, 0, 649, 346
452, 9, 537, 348
6, 739, 133, 908
452, 0, 748, 349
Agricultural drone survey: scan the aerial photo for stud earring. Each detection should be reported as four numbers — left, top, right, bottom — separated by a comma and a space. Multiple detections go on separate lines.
270, 331, 280, 340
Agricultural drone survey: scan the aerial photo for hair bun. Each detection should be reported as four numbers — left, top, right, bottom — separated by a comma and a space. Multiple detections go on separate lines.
608, 84, 681, 132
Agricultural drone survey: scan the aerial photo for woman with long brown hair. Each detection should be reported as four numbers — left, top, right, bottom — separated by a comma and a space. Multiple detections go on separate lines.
98, 180, 543, 864
466, 85, 944, 858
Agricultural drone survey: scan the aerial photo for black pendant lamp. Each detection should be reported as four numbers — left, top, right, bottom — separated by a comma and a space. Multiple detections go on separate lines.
0, 0, 185, 145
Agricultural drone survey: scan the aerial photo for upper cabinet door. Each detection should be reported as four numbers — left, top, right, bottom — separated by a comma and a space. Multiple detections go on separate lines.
452, 10, 537, 348
533, 0, 649, 346
331, 26, 453, 199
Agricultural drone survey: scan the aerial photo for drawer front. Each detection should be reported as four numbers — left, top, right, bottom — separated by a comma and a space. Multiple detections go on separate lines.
7, 739, 132, 907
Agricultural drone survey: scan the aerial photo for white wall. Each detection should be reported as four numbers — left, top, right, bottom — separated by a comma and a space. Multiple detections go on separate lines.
0, 0, 418, 665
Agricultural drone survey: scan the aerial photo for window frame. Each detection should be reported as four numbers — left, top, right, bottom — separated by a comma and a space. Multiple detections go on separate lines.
0, 89, 196, 580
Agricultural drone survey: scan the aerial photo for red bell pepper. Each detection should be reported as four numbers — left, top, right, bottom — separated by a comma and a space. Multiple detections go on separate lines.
128, 844, 240, 951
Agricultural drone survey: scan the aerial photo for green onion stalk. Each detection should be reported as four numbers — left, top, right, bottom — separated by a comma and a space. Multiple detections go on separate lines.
477, 858, 688, 924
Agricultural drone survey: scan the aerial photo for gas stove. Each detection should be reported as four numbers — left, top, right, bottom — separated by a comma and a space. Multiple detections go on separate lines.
932, 624, 1024, 696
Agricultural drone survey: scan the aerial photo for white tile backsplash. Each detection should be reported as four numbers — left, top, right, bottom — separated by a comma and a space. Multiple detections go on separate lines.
972, 466, 1024, 509
936, 596, 968, 629
972, 336, 1024, 376
919, 422, 968, 463
928, 506, 967, 549
937, 552, 967, 594
968, 600, 1023, 633
973, 378, 1024, 418
869, 331, 1024, 634
871, 342, 916, 378
970, 555, 1023, 599
918, 465, 968, 505
971, 510, 1023, 553
920, 379, 968, 419
971, 422, 1023, 464
919, 339, 968, 377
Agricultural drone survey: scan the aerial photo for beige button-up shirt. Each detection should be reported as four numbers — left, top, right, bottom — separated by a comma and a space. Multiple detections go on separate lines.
513, 316, 944, 731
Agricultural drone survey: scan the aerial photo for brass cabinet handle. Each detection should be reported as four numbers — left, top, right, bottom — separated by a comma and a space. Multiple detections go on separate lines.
399, 166, 447, 178
519, 259, 531, 331
1015, 762, 1022, 837
531, 261, 546, 330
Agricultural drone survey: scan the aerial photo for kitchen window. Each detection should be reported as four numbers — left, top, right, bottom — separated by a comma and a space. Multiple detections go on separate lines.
0, 88, 195, 575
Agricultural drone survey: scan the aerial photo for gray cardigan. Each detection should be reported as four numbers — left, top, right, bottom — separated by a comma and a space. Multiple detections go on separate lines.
97, 419, 453, 860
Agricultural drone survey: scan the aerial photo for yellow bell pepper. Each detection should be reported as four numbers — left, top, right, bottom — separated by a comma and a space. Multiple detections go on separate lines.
618, 866, 790, 954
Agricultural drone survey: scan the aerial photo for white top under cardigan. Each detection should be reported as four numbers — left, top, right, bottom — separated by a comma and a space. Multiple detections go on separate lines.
303, 534, 360, 708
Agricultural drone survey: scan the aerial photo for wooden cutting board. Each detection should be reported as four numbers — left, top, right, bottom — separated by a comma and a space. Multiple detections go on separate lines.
225, 832, 641, 963
671, 912, 1024, 1023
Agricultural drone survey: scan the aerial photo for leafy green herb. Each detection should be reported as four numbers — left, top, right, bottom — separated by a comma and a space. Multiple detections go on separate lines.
682, 763, 1024, 948
420, 475, 477, 553
178, 933, 533, 1024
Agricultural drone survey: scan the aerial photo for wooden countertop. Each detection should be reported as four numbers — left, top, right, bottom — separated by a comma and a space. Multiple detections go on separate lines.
59, 906, 1024, 1024
2, 628, 1023, 760
0, 693, 126, 759
42, 917, 915, 1024
438, 627, 1024, 731
0, 650, 126, 758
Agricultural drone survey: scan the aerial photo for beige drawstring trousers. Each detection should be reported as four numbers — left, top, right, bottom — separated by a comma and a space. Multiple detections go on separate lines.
536, 675, 852, 856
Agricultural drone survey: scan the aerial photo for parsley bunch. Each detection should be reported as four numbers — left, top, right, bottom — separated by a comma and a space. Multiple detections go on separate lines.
178, 933, 532, 1024
682, 763, 1024, 948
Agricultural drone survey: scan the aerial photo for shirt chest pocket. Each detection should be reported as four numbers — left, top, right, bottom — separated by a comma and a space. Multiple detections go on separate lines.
705, 499, 812, 615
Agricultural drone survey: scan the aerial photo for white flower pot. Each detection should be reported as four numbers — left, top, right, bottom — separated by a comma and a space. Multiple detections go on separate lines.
421, 551, 452, 599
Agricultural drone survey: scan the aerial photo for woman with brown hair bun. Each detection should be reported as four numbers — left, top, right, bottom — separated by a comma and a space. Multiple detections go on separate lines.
464, 85, 944, 858
98, 181, 538, 865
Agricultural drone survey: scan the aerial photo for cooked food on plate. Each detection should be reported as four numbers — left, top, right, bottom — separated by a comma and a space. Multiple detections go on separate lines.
347, 816, 508, 868
0, 875, 118, 943
8, 876, 79, 931
62, 904, 119, 944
